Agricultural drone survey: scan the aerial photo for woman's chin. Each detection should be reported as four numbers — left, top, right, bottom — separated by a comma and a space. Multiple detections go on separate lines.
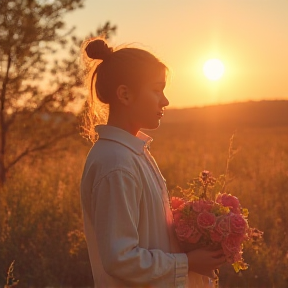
143, 121, 161, 131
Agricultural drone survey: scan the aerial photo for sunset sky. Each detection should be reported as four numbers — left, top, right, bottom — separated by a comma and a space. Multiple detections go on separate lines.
65, 0, 288, 108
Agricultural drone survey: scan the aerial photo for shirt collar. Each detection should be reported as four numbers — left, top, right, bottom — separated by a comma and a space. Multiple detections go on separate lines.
95, 125, 153, 155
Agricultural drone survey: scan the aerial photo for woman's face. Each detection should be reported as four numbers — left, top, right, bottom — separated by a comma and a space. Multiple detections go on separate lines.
129, 68, 169, 131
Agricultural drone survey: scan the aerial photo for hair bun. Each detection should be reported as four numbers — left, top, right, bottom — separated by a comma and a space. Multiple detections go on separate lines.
85, 39, 113, 61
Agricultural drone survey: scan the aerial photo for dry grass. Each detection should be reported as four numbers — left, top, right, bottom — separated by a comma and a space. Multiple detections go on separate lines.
1, 111, 288, 287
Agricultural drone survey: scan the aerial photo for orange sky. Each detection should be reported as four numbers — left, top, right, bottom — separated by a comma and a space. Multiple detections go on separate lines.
65, 0, 288, 108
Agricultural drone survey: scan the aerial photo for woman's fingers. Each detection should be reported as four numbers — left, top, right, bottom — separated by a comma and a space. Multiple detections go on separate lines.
186, 248, 226, 277
206, 270, 215, 279
205, 269, 219, 280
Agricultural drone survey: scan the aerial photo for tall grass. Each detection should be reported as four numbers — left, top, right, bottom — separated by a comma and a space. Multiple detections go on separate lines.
149, 123, 288, 288
1, 123, 287, 287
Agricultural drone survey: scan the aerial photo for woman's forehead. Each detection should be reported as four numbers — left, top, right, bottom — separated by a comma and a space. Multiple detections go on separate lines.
149, 68, 167, 84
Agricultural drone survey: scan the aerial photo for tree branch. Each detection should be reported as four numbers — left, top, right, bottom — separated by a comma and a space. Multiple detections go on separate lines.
6, 130, 78, 171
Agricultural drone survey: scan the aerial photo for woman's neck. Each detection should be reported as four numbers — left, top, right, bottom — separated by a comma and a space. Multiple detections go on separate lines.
107, 112, 139, 136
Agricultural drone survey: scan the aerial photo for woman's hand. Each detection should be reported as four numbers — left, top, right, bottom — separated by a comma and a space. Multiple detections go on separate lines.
179, 239, 222, 253
186, 247, 226, 279
179, 241, 205, 253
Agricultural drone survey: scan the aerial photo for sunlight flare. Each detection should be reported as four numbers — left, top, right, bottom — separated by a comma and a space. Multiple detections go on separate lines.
203, 59, 225, 81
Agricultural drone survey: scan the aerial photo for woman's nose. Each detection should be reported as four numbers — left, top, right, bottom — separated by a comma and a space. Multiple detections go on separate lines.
162, 94, 169, 107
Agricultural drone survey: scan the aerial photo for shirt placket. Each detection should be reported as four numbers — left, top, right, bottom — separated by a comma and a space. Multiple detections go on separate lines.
143, 146, 170, 207
143, 146, 180, 256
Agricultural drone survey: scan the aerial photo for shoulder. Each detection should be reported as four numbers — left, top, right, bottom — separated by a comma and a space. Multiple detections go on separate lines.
90, 138, 140, 166
82, 138, 142, 187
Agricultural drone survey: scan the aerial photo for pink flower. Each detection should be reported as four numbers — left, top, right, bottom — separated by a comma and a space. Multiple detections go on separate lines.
191, 199, 214, 213
216, 193, 241, 214
197, 211, 216, 230
175, 220, 192, 241
187, 226, 202, 244
175, 220, 202, 244
171, 197, 185, 210
230, 213, 248, 235
222, 235, 243, 263
210, 229, 223, 242
215, 215, 230, 236
202, 200, 214, 211
191, 200, 202, 213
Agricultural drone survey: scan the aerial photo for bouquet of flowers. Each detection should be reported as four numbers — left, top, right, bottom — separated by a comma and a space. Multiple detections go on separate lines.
171, 170, 263, 273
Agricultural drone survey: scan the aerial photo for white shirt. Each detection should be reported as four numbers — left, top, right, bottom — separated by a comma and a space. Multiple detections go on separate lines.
81, 125, 188, 287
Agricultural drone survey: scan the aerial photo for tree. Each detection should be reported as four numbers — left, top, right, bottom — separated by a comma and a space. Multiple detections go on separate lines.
96, 21, 117, 40
0, 0, 87, 186
0, 0, 117, 187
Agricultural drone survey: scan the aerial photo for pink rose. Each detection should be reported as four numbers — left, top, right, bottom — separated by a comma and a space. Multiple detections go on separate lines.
197, 211, 216, 230
222, 235, 243, 263
210, 229, 223, 242
175, 220, 193, 241
191, 199, 214, 213
215, 215, 230, 236
188, 227, 202, 244
171, 197, 185, 210
216, 193, 241, 214
230, 213, 247, 235
191, 200, 202, 213
202, 200, 214, 212
175, 220, 202, 244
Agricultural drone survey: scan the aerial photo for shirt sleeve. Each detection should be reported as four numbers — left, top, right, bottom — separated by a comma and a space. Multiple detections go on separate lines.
91, 168, 188, 287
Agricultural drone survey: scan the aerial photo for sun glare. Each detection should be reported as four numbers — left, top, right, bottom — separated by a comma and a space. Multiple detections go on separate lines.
203, 59, 225, 81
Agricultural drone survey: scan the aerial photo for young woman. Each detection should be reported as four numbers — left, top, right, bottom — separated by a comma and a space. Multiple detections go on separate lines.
80, 38, 225, 288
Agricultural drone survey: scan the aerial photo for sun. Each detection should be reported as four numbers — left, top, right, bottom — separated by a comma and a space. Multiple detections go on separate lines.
203, 59, 225, 81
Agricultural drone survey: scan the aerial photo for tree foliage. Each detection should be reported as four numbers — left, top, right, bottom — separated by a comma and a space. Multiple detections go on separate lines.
0, 0, 84, 186
0, 0, 117, 186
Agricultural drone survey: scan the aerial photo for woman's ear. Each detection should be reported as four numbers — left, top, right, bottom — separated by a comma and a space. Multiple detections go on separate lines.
116, 85, 134, 106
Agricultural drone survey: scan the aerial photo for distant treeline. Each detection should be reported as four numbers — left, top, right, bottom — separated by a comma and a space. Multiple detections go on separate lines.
163, 100, 288, 127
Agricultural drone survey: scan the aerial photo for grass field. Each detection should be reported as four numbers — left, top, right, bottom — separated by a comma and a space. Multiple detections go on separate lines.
149, 122, 288, 288
1, 100, 287, 287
